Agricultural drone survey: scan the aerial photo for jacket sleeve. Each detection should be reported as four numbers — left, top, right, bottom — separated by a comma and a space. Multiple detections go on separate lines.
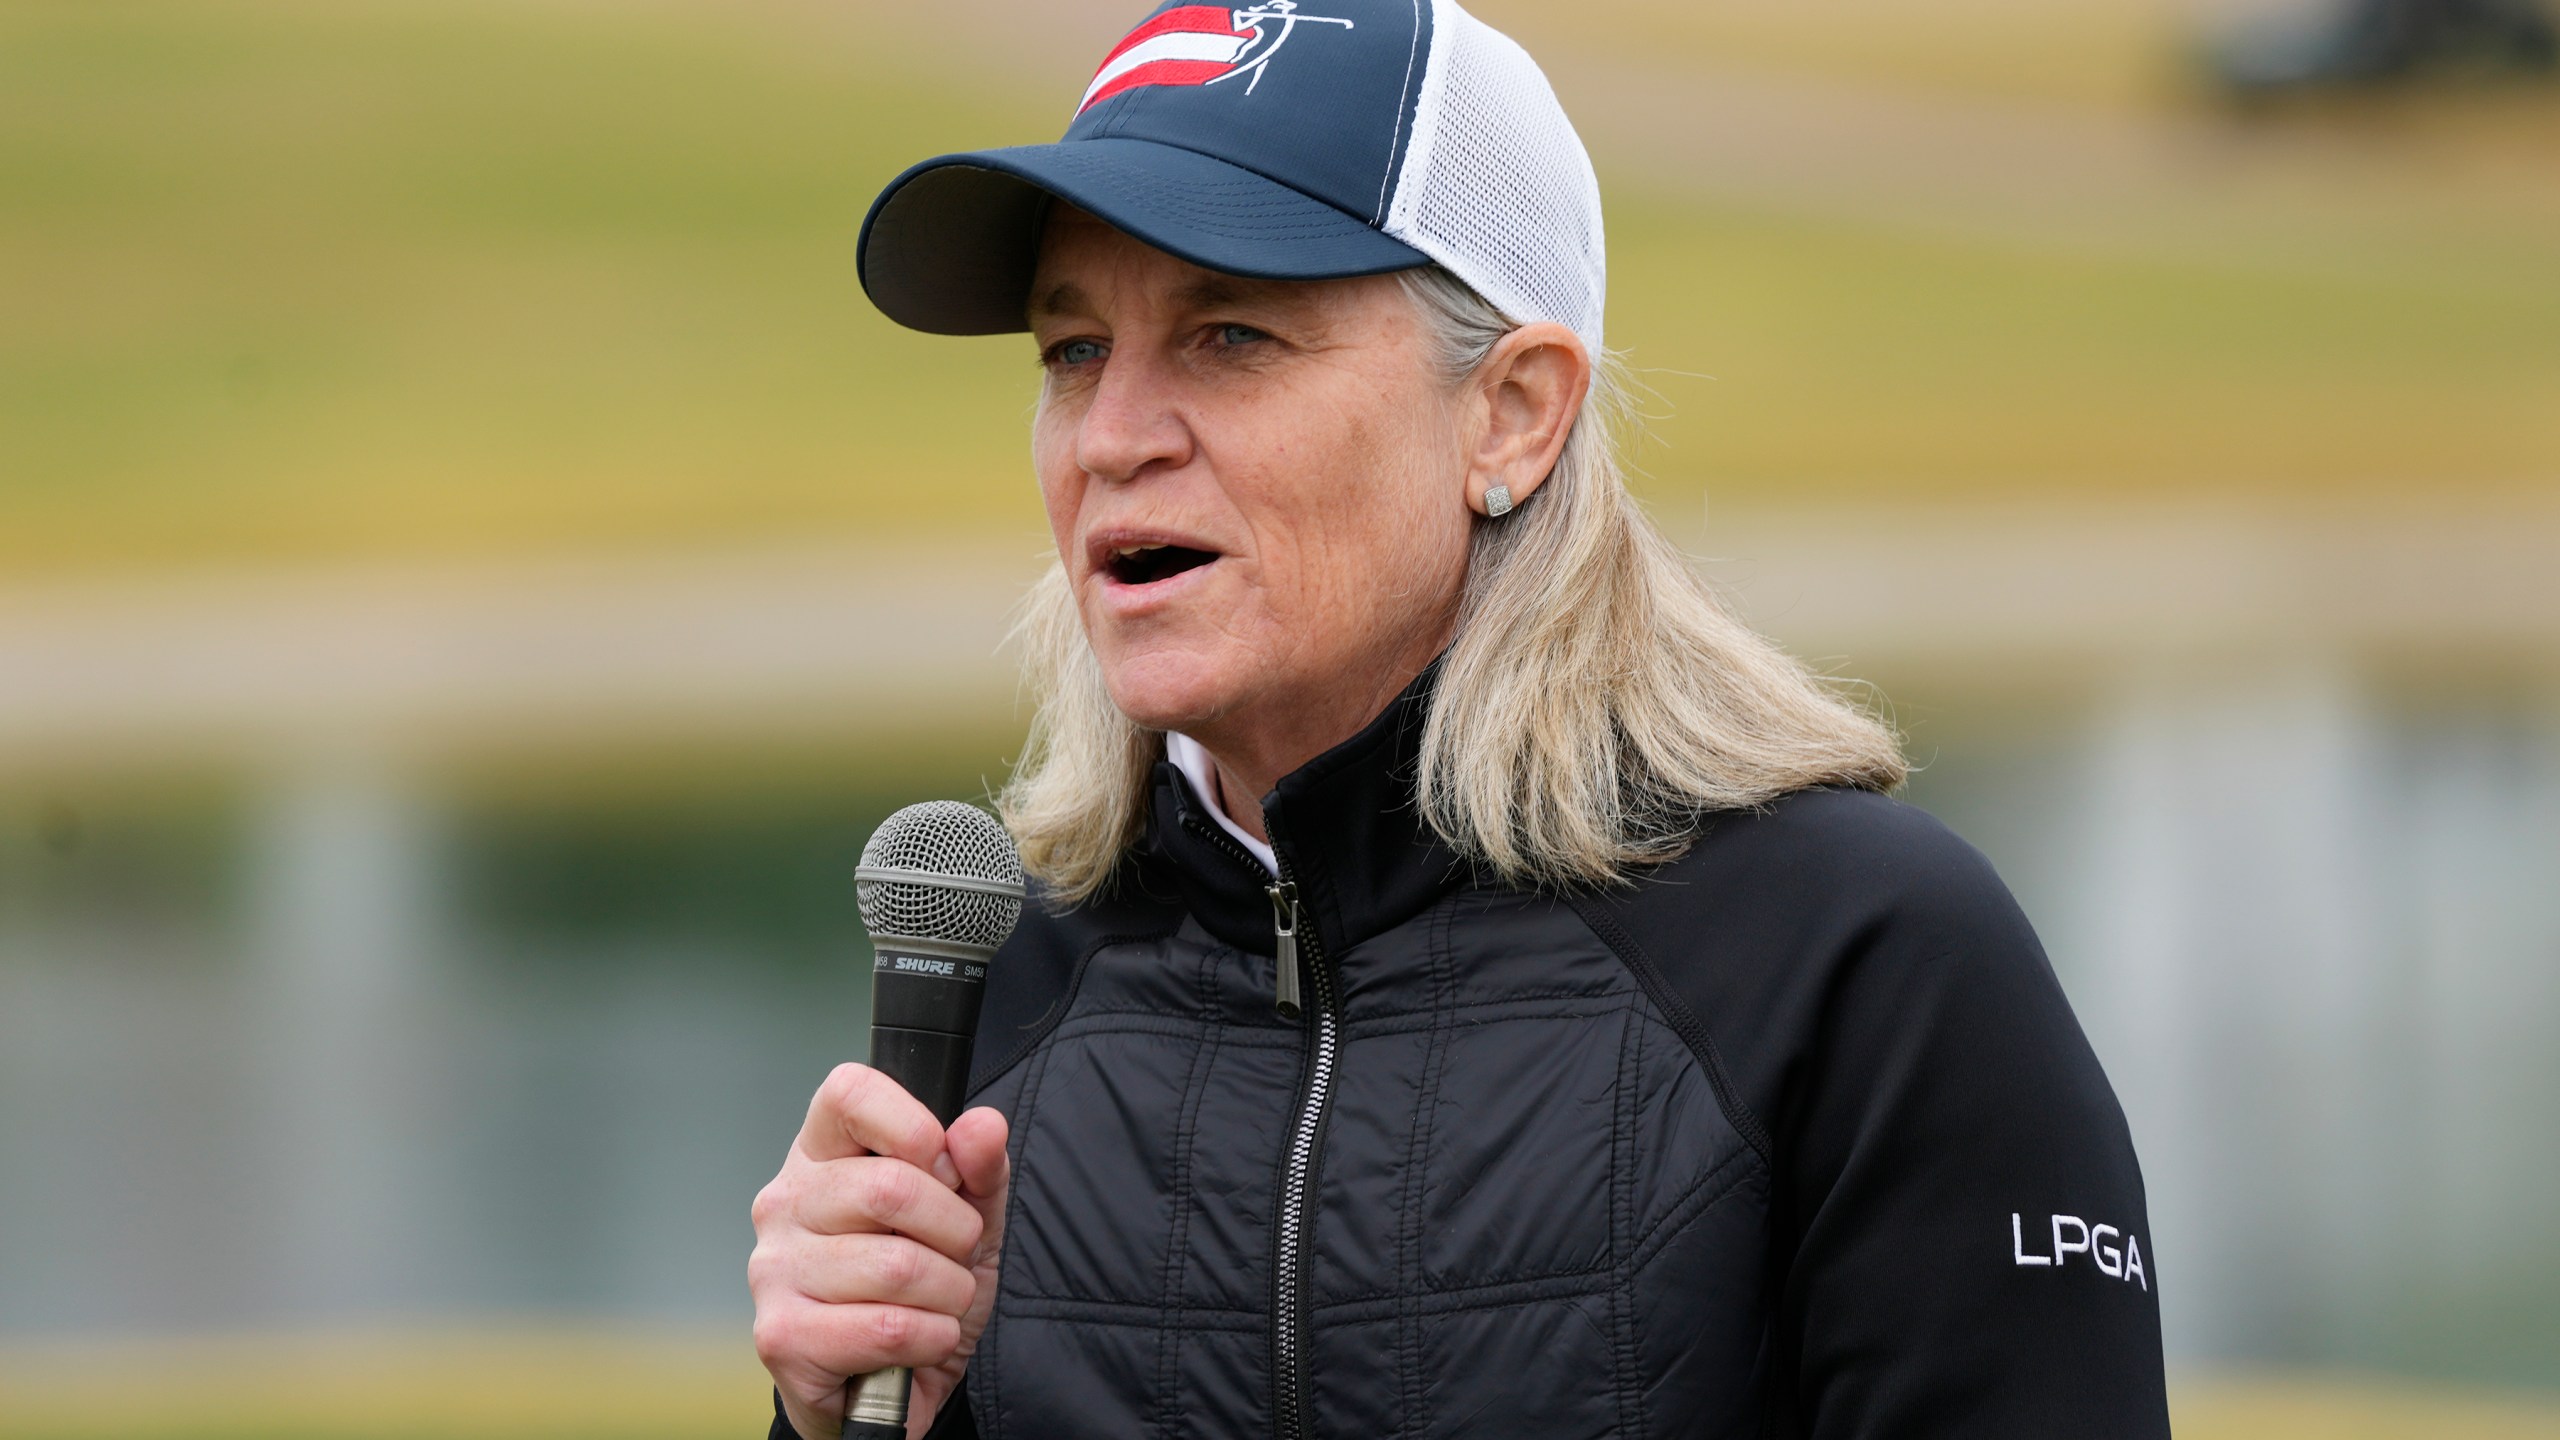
1592, 789, 2170, 1438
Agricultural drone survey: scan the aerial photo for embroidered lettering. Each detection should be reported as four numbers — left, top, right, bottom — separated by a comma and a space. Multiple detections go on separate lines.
2011, 1212, 2052, 1266
2093, 1224, 2123, 1279
2012, 1211, 2146, 1287
2052, 1214, 2091, 1265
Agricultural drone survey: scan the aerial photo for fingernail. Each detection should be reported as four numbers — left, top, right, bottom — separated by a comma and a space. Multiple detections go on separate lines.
932, 1153, 961, 1189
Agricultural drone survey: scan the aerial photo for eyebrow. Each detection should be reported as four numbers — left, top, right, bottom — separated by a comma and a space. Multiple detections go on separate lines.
1175, 275, 1314, 317
1027, 282, 1090, 323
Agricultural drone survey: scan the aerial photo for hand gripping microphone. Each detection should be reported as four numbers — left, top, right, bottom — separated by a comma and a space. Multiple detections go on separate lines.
841, 801, 1025, 1440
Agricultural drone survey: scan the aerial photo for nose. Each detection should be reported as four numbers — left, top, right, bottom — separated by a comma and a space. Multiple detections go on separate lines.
1074, 348, 1194, 485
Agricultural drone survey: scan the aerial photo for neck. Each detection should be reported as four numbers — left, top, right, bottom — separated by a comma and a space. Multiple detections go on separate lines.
1208, 764, 1272, 844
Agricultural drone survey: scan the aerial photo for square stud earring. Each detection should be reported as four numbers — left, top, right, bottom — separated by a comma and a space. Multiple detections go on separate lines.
1484, 484, 1514, 517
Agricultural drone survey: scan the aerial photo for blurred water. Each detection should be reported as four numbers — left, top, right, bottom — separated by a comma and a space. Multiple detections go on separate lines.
3, 681, 2555, 1387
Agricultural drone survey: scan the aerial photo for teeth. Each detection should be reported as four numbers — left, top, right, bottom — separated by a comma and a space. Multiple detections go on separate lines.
1111, 543, 1166, 558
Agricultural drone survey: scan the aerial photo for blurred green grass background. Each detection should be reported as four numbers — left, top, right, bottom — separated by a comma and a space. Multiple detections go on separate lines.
5, 0, 2558, 577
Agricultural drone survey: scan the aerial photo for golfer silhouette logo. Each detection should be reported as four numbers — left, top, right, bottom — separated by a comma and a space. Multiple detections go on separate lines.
1077, 3, 1358, 115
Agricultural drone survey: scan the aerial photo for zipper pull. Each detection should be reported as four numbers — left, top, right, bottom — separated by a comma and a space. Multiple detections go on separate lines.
1267, 881, 1303, 1020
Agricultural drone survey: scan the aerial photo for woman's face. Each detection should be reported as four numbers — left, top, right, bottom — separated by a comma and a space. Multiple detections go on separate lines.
1028, 208, 1474, 755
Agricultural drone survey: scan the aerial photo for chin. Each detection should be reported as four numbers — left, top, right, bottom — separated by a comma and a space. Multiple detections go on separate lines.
1092, 638, 1259, 735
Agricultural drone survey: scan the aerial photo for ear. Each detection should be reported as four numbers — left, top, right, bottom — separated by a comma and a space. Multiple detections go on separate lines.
1461, 321, 1592, 517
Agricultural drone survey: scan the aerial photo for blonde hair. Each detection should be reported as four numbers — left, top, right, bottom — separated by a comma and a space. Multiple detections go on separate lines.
1000, 267, 1905, 901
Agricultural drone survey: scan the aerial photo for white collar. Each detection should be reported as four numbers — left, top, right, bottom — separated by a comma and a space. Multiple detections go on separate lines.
1164, 732, 1278, 875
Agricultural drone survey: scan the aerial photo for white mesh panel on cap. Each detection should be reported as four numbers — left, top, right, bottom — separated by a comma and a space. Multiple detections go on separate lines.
1383, 0, 1607, 349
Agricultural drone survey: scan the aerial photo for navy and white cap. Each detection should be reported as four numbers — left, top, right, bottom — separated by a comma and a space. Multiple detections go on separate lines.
859, 1, 1606, 349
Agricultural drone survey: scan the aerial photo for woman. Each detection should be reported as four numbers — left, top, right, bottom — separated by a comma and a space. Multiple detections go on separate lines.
751, 3, 2170, 1436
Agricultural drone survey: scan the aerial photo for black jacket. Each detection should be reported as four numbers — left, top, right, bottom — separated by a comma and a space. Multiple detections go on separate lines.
775, 677, 2168, 1438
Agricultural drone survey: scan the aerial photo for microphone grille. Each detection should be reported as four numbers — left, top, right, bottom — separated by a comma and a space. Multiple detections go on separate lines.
855, 801, 1026, 950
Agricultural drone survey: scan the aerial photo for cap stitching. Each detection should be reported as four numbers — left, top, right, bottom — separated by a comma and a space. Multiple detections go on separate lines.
1374, 0, 1426, 225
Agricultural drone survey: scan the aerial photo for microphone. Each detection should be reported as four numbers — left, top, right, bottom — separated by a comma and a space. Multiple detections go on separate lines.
841, 801, 1026, 1440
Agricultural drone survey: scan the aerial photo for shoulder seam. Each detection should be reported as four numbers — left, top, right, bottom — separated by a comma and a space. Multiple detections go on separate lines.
967, 923, 1179, 1097
1565, 894, 1775, 1166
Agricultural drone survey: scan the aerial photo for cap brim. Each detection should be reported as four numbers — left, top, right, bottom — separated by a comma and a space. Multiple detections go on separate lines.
857, 138, 1432, 336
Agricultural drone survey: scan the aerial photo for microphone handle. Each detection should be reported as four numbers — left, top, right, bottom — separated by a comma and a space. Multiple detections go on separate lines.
843, 945, 992, 1440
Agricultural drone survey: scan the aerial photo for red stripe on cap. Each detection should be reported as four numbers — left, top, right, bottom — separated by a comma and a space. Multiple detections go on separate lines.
1081, 57, 1237, 112
1097, 6, 1246, 68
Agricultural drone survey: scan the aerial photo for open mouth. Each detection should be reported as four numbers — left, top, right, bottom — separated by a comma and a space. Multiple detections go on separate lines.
1103, 542, 1219, 587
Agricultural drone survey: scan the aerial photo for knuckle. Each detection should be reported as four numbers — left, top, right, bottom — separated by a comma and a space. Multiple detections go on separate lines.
834, 1062, 883, 1109
745, 1242, 784, 1292
859, 1160, 920, 1221
877, 1240, 929, 1295
861, 1304, 920, 1354
901, 1109, 942, 1156
819, 1062, 865, 1109
751, 1310, 796, 1367
750, 1178, 788, 1230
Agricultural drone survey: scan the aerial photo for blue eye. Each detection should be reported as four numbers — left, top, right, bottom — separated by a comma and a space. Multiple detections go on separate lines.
1053, 338, 1105, 366
1217, 324, 1266, 346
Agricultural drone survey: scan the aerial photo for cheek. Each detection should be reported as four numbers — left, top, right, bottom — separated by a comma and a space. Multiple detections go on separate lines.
1030, 403, 1084, 551
1246, 388, 1467, 623
1343, 392, 1466, 558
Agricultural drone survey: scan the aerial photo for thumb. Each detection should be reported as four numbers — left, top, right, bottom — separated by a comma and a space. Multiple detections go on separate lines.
946, 1106, 1010, 1213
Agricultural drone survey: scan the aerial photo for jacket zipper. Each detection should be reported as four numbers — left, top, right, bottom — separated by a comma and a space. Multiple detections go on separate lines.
1267, 882, 1304, 1019
1266, 866, 1336, 1440
1173, 805, 1337, 1437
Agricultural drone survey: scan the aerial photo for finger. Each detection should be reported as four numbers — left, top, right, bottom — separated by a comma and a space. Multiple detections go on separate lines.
946, 1107, 1009, 1201
794, 1232, 977, 1316
755, 1298, 962, 1393
798, 1156, 986, 1260
775, 1389, 841, 1440
796, 1062, 946, 1169
765, 1299, 964, 1378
